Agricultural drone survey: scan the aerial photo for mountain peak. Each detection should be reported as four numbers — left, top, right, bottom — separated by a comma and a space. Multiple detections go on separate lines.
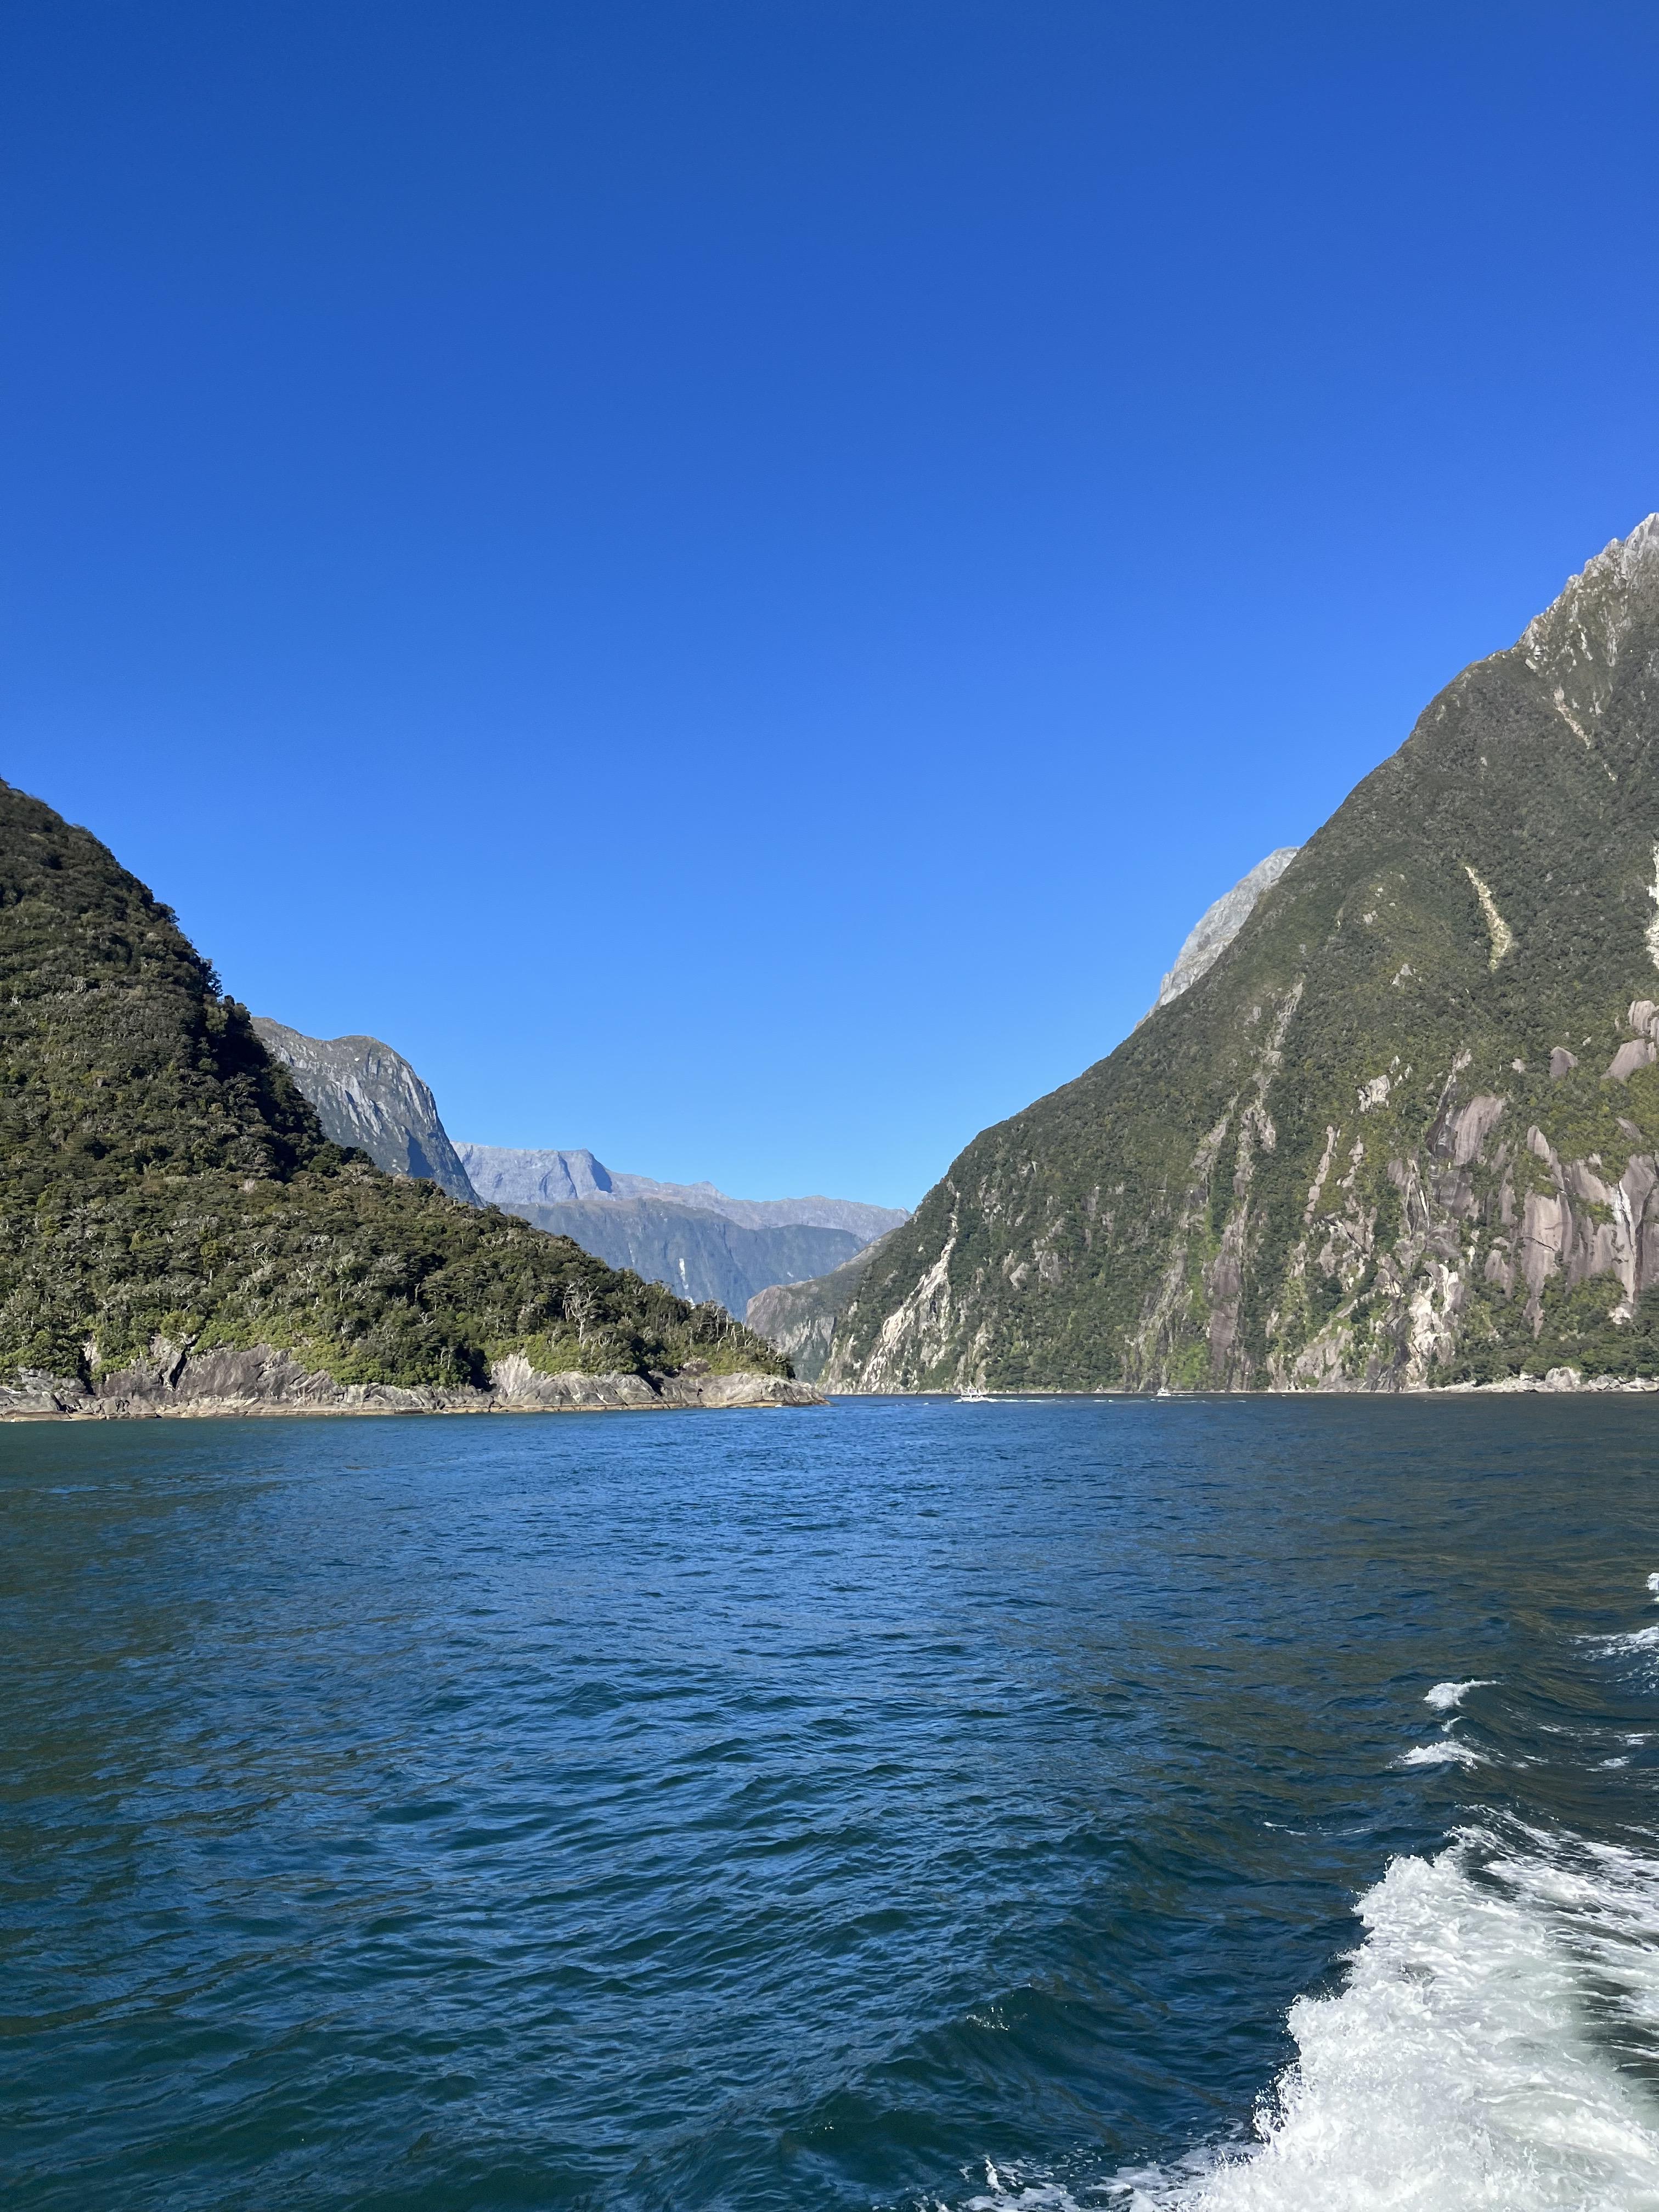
825, 518, 1659, 1395
251, 1018, 477, 1204
1519, 511, 1659, 685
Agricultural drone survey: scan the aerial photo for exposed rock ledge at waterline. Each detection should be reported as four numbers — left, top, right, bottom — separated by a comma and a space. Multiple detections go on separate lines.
0, 1344, 823, 1420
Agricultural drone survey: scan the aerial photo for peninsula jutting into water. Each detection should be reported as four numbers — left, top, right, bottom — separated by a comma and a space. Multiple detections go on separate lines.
0, 781, 815, 1421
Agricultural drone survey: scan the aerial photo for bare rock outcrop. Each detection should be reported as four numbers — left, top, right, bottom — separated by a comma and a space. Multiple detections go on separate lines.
252, 1019, 478, 1204
1153, 848, 1300, 1011
0, 1342, 823, 1420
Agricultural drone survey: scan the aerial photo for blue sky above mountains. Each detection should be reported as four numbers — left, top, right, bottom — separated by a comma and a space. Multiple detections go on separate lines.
5, 2, 1659, 1206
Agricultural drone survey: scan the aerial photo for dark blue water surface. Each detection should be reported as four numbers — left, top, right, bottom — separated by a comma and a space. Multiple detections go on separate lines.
5, 1396, 1659, 2210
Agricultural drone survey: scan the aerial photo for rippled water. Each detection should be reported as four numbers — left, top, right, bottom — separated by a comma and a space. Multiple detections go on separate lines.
5, 1396, 1659, 2209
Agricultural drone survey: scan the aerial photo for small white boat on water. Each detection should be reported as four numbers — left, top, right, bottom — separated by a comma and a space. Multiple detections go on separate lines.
958, 1385, 991, 1402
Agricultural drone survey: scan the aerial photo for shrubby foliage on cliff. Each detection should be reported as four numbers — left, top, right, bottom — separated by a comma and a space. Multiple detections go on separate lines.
0, 783, 786, 1389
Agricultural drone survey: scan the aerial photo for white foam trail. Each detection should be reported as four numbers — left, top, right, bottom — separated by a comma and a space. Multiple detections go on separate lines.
1115, 1830, 1659, 2211
1424, 1679, 1492, 1711
1396, 1739, 1486, 1768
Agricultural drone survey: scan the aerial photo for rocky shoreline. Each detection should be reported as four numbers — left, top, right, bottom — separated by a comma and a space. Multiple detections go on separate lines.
845, 1368, 1659, 1398
1436, 1367, 1659, 1395
0, 1343, 824, 1421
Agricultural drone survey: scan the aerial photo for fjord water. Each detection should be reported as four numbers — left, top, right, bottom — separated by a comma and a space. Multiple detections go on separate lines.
6, 1401, 1659, 2210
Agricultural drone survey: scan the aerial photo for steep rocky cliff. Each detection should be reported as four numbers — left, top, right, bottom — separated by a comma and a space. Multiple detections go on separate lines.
251, 1019, 478, 1204
458, 1144, 618, 1206
827, 516, 1659, 1393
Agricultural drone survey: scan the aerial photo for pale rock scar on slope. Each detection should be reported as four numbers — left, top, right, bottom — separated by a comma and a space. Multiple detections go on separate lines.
1462, 867, 1515, 971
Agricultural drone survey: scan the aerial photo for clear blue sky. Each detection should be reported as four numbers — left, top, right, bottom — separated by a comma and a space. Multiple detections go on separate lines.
5, 3, 1658, 1209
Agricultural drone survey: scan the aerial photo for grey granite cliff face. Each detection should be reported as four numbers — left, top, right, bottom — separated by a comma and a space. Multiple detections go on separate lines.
458, 1145, 618, 1207
251, 1019, 477, 1204
1153, 848, 1300, 1009
455, 1143, 906, 1244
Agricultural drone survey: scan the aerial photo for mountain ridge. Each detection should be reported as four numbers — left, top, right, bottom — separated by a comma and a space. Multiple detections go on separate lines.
1153, 848, 1300, 1011
244, 1040, 904, 1318
251, 1018, 478, 1205
504, 1197, 863, 1316
455, 1142, 906, 1244
823, 515, 1659, 1395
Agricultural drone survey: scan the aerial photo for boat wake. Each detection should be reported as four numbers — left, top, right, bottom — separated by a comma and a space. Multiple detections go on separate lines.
956, 1825, 1659, 2212
1127, 1825, 1659, 2209
935, 1582, 1659, 2212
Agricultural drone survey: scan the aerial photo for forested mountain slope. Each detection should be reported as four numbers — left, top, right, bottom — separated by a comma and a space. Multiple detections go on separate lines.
827, 516, 1659, 1392
746, 1233, 895, 1384
0, 784, 787, 1397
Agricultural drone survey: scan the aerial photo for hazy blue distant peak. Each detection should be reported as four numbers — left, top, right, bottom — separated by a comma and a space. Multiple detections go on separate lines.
504, 1197, 864, 1320
454, 1142, 907, 1245
1153, 848, 1300, 1011
456, 1144, 615, 1208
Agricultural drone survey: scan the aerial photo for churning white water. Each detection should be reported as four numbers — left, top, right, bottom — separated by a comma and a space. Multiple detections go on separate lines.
958, 1826, 1659, 2212
1117, 1826, 1659, 2212
1423, 1679, 1494, 1712
1396, 1738, 1486, 1768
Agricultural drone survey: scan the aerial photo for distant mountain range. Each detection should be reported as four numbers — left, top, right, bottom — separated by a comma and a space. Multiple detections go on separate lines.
249, 1025, 905, 1317
455, 1142, 904, 1243
505, 1199, 864, 1319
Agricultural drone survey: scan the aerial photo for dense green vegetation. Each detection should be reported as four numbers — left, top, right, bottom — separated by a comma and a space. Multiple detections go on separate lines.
831, 523, 1659, 1391
0, 782, 786, 1389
